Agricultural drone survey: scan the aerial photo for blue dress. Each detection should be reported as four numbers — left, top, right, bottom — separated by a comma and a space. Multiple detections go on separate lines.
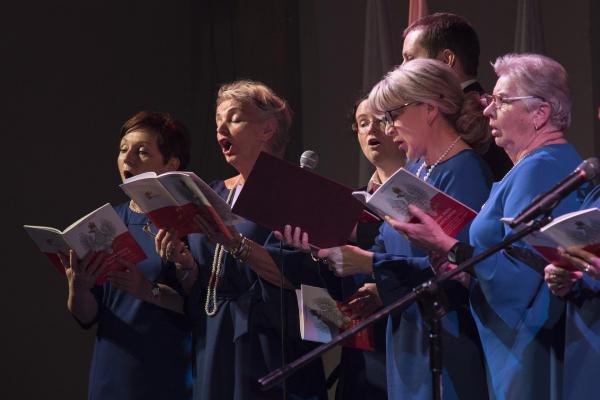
562, 187, 600, 399
372, 149, 492, 400
86, 203, 192, 400
187, 181, 327, 400
468, 144, 583, 400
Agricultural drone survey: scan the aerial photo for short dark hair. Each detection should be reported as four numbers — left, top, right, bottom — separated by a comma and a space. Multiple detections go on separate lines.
349, 94, 369, 133
120, 111, 191, 170
403, 13, 480, 76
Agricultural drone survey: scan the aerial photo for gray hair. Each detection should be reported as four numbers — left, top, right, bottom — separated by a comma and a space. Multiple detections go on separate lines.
217, 80, 293, 155
492, 53, 571, 130
368, 58, 489, 153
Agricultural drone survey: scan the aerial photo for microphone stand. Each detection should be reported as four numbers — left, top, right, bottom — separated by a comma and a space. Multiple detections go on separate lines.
259, 214, 554, 399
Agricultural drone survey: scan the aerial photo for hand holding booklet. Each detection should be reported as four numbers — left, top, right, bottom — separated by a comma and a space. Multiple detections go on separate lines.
296, 284, 374, 351
513, 207, 600, 270
119, 171, 242, 239
352, 167, 477, 237
24, 203, 146, 284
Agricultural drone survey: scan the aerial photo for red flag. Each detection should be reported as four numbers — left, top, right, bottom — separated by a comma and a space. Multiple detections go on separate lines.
408, 0, 429, 25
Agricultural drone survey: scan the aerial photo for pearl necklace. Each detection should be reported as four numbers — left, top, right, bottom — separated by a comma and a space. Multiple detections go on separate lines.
204, 177, 241, 316
415, 136, 462, 182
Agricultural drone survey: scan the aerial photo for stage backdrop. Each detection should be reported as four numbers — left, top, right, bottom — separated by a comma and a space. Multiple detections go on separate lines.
3, 0, 599, 399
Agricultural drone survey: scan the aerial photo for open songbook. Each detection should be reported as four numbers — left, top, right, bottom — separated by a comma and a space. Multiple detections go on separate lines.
352, 167, 477, 237
296, 284, 374, 351
514, 207, 600, 270
24, 203, 146, 284
120, 171, 242, 239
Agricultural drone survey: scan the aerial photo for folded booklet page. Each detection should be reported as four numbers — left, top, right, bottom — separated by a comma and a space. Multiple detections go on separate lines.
24, 203, 146, 284
120, 171, 242, 239
353, 167, 477, 237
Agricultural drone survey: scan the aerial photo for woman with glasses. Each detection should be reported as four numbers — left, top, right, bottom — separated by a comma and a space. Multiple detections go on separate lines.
323, 96, 406, 400
59, 111, 193, 399
386, 53, 584, 399
280, 58, 492, 400
157, 80, 327, 400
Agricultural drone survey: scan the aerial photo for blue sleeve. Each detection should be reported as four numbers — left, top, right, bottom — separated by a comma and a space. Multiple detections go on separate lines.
582, 185, 600, 209
473, 156, 582, 328
372, 252, 432, 306
436, 156, 491, 243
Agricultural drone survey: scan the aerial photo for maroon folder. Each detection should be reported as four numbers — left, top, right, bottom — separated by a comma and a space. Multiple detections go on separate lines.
232, 152, 365, 248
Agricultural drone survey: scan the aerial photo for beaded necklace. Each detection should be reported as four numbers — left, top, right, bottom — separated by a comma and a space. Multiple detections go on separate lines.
204, 178, 240, 316
415, 136, 462, 182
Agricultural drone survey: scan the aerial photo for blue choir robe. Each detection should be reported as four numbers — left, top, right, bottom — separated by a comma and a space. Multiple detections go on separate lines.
85, 203, 192, 400
469, 144, 583, 400
372, 149, 492, 400
562, 186, 600, 399
186, 180, 327, 400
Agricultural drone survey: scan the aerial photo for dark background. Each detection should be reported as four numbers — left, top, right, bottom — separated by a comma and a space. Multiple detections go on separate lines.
3, 0, 599, 398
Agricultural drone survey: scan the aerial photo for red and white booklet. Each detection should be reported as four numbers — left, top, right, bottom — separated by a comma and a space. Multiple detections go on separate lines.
519, 208, 600, 270
23, 203, 146, 284
352, 167, 477, 237
296, 284, 374, 351
119, 171, 242, 239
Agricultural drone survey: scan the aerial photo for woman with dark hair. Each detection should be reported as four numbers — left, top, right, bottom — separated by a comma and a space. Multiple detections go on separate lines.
59, 111, 193, 400
157, 80, 327, 400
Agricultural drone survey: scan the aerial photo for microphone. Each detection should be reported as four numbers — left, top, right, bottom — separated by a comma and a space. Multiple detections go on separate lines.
509, 157, 600, 227
300, 150, 319, 170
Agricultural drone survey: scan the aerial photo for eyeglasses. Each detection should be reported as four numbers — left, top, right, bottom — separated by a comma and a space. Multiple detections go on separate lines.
383, 101, 420, 129
482, 94, 544, 109
352, 117, 386, 135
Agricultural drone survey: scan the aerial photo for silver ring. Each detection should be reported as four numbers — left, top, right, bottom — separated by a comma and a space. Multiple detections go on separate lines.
583, 263, 591, 273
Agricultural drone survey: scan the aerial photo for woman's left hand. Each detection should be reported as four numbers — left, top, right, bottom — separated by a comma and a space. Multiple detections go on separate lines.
544, 263, 582, 297
107, 259, 154, 300
319, 245, 373, 277
385, 205, 457, 253
340, 283, 383, 319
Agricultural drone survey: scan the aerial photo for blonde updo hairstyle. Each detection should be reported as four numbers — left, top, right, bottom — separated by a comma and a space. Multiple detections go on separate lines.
216, 80, 293, 156
368, 58, 490, 153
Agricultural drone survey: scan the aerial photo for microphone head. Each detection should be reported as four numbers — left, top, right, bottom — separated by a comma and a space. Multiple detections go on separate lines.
300, 150, 319, 170
579, 157, 600, 180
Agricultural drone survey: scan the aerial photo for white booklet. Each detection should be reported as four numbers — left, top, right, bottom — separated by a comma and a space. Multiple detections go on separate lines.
517, 207, 600, 271
352, 167, 477, 237
24, 203, 146, 284
296, 284, 374, 350
120, 171, 242, 238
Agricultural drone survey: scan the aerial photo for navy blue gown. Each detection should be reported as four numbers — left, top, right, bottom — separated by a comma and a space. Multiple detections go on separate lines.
372, 149, 491, 400
468, 144, 583, 400
187, 181, 327, 400
85, 203, 192, 400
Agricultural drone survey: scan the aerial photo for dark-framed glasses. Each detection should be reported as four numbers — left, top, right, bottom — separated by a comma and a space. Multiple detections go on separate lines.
383, 101, 420, 130
482, 94, 544, 109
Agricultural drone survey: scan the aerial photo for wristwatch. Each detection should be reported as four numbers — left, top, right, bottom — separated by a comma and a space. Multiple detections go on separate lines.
151, 282, 161, 297
447, 242, 474, 265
